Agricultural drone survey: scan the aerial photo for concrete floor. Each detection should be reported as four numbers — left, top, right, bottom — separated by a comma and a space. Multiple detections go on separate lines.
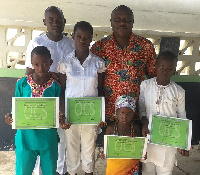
0, 145, 199, 175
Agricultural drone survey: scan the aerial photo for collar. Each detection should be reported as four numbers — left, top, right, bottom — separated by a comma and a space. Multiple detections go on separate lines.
154, 77, 172, 88
27, 74, 54, 87
71, 49, 93, 62
110, 32, 135, 48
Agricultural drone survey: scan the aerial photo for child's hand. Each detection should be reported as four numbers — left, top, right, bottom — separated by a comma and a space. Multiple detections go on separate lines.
100, 151, 106, 160
59, 114, 65, 125
142, 152, 147, 160
60, 123, 71, 130
177, 148, 189, 157
5, 113, 13, 125
142, 124, 149, 137
64, 123, 71, 130
98, 121, 107, 127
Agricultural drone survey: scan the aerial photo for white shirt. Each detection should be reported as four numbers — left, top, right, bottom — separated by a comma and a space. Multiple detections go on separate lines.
57, 50, 106, 98
139, 77, 186, 167
25, 34, 74, 73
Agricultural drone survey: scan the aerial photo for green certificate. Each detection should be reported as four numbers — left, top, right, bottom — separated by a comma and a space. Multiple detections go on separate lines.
12, 97, 59, 129
149, 115, 192, 150
67, 97, 105, 124
104, 135, 147, 159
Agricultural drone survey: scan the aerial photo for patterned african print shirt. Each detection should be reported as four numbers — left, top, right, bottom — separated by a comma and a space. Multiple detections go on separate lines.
91, 33, 156, 120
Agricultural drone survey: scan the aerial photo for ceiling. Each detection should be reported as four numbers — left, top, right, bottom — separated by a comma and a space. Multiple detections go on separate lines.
0, 0, 200, 36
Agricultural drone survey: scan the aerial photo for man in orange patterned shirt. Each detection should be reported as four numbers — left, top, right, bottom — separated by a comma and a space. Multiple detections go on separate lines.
91, 5, 156, 121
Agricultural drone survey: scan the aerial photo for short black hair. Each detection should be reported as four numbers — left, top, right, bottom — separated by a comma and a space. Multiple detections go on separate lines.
31, 46, 51, 60
112, 5, 134, 18
73, 21, 93, 35
157, 51, 178, 63
44, 6, 64, 18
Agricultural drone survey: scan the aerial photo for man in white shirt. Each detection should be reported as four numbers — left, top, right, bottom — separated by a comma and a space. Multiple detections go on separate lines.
25, 6, 74, 175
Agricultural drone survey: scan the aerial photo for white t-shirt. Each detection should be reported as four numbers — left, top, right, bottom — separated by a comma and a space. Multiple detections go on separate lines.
139, 77, 186, 167
57, 50, 106, 98
25, 34, 74, 73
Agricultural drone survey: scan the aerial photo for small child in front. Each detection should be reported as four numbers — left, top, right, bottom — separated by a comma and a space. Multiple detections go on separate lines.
5, 46, 61, 175
104, 95, 141, 175
57, 21, 106, 175
139, 51, 189, 175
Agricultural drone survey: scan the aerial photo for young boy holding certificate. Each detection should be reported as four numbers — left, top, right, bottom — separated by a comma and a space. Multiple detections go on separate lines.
57, 21, 106, 175
139, 51, 189, 175
5, 46, 62, 175
103, 95, 141, 175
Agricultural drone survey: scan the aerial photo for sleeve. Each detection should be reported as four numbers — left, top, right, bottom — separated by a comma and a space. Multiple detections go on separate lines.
90, 39, 104, 58
144, 41, 157, 78
177, 87, 187, 119
139, 81, 147, 118
55, 82, 61, 97
57, 61, 66, 74
97, 59, 106, 73
14, 80, 23, 97
25, 38, 42, 69
25, 40, 35, 69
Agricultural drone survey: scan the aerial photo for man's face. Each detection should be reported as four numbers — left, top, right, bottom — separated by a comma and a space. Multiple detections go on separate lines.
111, 9, 134, 38
43, 10, 65, 36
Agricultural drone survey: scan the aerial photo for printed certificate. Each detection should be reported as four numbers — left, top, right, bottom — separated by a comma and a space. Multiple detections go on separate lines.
104, 135, 147, 159
12, 97, 59, 129
67, 97, 105, 124
148, 114, 192, 150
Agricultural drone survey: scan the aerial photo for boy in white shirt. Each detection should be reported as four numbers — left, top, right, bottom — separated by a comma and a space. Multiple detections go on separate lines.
25, 6, 74, 175
58, 21, 106, 175
139, 51, 189, 175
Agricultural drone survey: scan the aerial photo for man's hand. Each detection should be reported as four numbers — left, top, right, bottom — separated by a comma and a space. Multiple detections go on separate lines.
5, 113, 13, 125
142, 124, 149, 137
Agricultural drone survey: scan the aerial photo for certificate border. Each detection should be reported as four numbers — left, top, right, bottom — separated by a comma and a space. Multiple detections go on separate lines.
67, 97, 105, 125
149, 114, 191, 150
105, 135, 147, 159
12, 97, 59, 129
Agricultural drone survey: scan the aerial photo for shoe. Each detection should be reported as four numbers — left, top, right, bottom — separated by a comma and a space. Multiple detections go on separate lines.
57, 172, 69, 175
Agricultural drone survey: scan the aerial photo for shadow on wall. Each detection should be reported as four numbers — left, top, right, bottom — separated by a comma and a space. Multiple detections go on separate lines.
176, 82, 200, 145
0, 78, 17, 150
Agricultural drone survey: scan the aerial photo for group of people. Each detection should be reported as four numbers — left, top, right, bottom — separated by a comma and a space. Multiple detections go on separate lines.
4, 4, 189, 175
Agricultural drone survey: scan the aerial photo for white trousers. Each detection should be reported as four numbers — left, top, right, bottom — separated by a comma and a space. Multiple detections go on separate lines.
65, 125, 98, 175
142, 162, 174, 175
33, 127, 67, 175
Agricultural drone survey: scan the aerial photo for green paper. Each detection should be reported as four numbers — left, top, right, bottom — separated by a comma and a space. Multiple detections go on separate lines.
12, 97, 59, 129
67, 97, 105, 124
149, 115, 191, 149
105, 136, 147, 159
